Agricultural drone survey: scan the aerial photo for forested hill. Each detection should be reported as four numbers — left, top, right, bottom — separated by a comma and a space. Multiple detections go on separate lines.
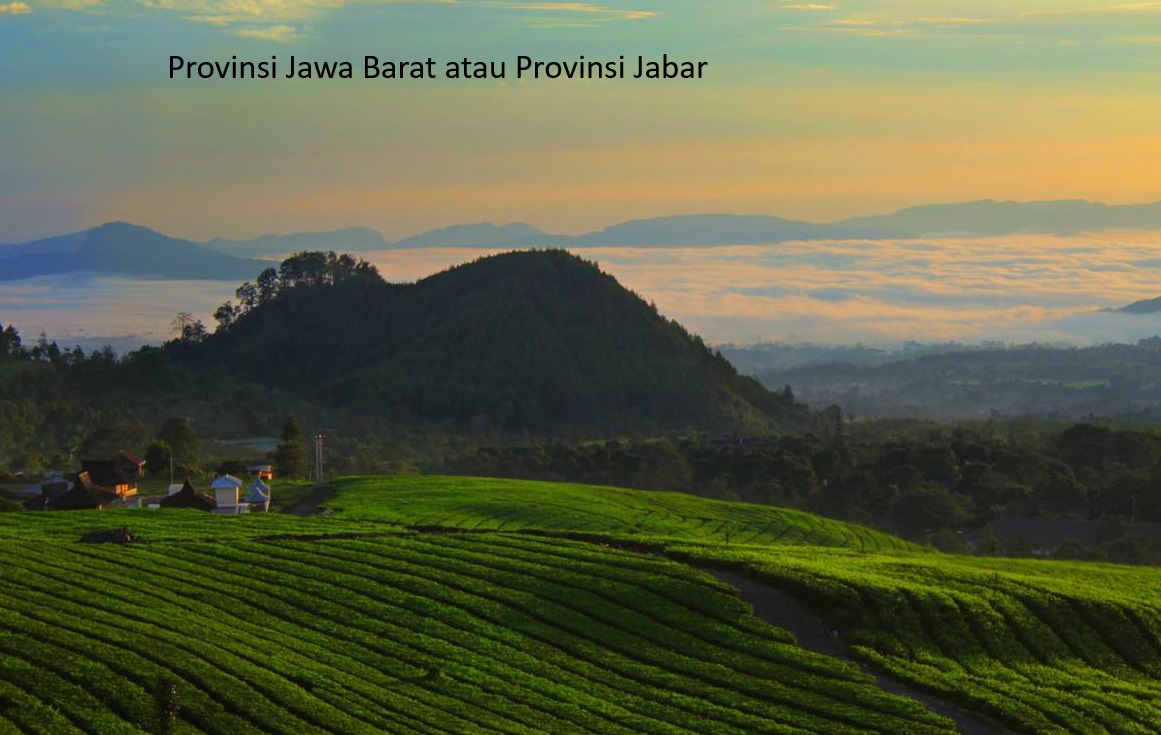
175, 249, 807, 432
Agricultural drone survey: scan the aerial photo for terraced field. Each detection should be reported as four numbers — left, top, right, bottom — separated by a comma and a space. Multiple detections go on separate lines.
331, 476, 914, 551
674, 544, 1161, 735
0, 531, 951, 735
2, 475, 1160, 734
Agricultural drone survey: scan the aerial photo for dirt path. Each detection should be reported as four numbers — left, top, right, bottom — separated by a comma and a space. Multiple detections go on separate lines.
283, 485, 336, 516
705, 569, 1014, 735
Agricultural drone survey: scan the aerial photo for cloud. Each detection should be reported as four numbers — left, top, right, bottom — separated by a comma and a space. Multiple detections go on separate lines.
779, 3, 837, 9
342, 232, 1161, 345
13, 232, 1161, 348
138, 0, 347, 24
231, 23, 298, 40
500, 2, 658, 27
0, 2, 31, 14
779, 3, 1161, 42
36, 0, 656, 36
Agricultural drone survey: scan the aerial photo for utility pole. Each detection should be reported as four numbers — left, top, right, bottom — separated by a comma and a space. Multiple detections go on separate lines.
314, 432, 325, 484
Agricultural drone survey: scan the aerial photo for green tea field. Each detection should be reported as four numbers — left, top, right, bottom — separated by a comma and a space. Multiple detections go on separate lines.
0, 475, 1158, 734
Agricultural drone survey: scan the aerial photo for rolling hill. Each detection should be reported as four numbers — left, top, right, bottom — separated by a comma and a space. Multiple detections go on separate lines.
3, 475, 1161, 734
331, 475, 914, 550
180, 249, 806, 432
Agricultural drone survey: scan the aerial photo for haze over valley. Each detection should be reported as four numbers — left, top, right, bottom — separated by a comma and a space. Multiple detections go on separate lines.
6, 202, 1161, 353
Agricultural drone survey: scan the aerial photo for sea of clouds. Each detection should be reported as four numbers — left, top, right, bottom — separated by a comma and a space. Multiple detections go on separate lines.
5, 232, 1161, 353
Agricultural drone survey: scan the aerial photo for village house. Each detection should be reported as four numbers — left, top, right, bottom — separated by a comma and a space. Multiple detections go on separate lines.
159, 478, 215, 511
247, 463, 274, 482
210, 474, 247, 514
80, 450, 145, 498
22, 471, 120, 511
244, 477, 271, 512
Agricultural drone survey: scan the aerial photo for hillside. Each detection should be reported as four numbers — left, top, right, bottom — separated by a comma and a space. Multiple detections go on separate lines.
330, 476, 916, 551
3, 476, 1161, 734
0, 222, 267, 281
180, 249, 806, 432
1120, 295, 1161, 314
0, 517, 952, 735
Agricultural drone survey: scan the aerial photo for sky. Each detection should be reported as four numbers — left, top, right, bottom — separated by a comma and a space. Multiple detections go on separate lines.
0, 1, 1159, 243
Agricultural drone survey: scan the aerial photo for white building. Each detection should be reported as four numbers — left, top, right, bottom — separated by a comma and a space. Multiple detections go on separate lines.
210, 474, 247, 514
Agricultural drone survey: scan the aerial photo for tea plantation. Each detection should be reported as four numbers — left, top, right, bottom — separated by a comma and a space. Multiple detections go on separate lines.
0, 475, 1157, 733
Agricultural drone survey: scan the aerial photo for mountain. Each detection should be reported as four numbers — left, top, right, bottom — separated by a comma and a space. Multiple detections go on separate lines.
0, 222, 267, 281
1120, 296, 1161, 314
525, 214, 900, 247
395, 222, 544, 248
203, 227, 388, 257
837, 199, 1161, 236
178, 249, 806, 431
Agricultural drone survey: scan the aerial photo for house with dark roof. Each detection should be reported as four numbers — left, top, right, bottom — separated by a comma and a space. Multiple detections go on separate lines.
22, 471, 121, 511
158, 478, 216, 512
80, 450, 145, 498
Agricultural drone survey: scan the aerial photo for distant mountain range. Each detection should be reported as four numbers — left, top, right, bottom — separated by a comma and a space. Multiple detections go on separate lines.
0, 222, 266, 282
204, 227, 388, 257
5, 198, 1161, 281
1120, 296, 1161, 314
838, 199, 1161, 236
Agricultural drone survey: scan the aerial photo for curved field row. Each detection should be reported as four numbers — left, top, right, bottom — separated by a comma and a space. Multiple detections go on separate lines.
330, 476, 914, 551
0, 533, 951, 735
674, 544, 1161, 735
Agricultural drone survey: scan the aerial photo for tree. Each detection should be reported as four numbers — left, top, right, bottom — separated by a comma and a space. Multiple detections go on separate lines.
0, 324, 21, 357
30, 333, 61, 363
156, 418, 198, 469
172, 313, 207, 344
273, 415, 308, 479
213, 301, 240, 332
235, 281, 258, 312
171, 312, 194, 340
256, 268, 280, 305
182, 319, 208, 344
145, 441, 173, 479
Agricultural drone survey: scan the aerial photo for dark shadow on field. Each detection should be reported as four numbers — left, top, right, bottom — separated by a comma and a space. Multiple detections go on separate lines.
283, 485, 336, 516
705, 569, 1014, 735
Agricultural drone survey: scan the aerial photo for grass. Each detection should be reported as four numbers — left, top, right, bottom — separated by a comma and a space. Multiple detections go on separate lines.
0, 474, 1159, 734
667, 543, 1161, 735
0, 533, 951, 735
329, 475, 916, 551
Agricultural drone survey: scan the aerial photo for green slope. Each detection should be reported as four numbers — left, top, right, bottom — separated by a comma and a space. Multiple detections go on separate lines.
330, 475, 915, 551
0, 532, 952, 735
4, 476, 1161, 734
674, 544, 1161, 735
